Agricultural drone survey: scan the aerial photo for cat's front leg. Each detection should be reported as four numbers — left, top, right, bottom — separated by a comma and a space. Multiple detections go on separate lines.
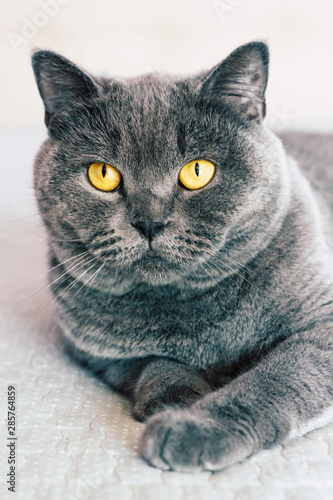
131, 358, 212, 422
140, 327, 333, 471
76, 352, 212, 422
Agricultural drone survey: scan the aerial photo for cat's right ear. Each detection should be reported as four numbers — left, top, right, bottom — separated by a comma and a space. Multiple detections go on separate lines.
32, 50, 99, 131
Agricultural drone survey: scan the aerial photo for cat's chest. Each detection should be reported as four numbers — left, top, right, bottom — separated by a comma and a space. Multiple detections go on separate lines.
55, 280, 268, 371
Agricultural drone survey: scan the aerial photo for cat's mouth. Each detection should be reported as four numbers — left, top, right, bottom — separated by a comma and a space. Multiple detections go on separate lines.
144, 249, 163, 258
132, 248, 179, 282
138, 249, 168, 264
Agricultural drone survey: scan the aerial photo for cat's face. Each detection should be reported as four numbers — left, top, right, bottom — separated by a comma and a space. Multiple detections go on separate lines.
32, 42, 290, 289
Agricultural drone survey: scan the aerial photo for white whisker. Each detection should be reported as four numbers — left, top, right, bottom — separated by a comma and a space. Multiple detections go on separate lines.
72, 262, 105, 299
14, 253, 94, 305
57, 259, 100, 299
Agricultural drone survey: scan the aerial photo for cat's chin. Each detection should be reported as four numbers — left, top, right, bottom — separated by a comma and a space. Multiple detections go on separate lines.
139, 274, 179, 286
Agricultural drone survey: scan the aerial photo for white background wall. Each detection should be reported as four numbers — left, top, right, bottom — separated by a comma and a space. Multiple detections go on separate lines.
1, 0, 333, 132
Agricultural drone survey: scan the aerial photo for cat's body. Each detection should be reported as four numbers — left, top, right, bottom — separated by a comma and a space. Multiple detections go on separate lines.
32, 43, 333, 472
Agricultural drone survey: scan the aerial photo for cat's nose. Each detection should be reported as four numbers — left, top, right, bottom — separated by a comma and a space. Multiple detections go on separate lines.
131, 220, 165, 241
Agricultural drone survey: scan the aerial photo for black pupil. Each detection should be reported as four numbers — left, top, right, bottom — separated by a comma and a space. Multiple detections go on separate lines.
195, 162, 200, 176
102, 164, 107, 177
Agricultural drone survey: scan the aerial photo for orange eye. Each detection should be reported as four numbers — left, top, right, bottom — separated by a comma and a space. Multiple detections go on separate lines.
88, 162, 122, 191
179, 159, 215, 190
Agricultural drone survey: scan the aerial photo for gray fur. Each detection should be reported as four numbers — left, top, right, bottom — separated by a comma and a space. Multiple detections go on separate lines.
31, 42, 333, 472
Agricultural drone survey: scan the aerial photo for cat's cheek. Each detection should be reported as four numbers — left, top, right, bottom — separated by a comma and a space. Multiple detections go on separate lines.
139, 408, 256, 472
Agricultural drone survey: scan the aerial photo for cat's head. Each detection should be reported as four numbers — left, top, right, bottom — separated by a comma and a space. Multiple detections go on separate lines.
32, 42, 290, 290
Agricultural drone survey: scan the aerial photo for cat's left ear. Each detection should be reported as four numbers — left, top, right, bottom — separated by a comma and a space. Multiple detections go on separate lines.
199, 41, 269, 122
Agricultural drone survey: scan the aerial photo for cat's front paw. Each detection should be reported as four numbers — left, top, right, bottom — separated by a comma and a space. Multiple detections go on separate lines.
133, 398, 167, 423
139, 408, 256, 472
133, 380, 212, 423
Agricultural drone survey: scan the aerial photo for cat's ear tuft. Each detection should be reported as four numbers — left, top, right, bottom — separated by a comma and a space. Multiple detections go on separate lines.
200, 41, 269, 123
32, 50, 98, 128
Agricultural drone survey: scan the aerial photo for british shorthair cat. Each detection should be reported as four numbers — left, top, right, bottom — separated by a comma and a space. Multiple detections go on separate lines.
32, 42, 333, 472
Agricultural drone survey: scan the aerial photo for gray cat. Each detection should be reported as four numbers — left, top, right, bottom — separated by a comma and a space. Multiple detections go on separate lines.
32, 41, 333, 472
